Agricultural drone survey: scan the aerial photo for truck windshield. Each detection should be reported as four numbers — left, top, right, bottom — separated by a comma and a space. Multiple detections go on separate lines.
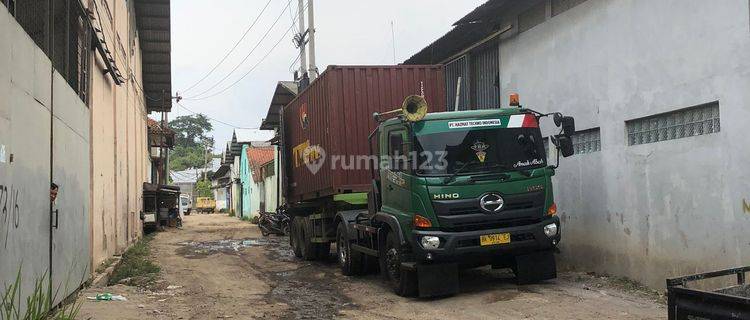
415, 127, 547, 176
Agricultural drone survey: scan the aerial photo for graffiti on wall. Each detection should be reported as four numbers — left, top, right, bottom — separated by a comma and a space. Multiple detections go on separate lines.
0, 184, 21, 248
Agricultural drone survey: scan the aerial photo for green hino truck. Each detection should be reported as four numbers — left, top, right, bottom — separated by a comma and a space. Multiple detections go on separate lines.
281, 66, 575, 297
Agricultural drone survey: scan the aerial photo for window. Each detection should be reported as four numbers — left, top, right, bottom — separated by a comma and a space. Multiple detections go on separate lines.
264, 162, 275, 177
388, 130, 407, 171
626, 102, 720, 146
518, 2, 546, 33
552, 0, 588, 17
7, 0, 91, 103
572, 128, 601, 154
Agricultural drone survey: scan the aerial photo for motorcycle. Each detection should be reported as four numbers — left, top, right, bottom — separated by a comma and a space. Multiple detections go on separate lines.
258, 209, 290, 236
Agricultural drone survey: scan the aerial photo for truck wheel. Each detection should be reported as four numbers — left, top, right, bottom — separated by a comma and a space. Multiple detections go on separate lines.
514, 250, 557, 284
337, 223, 363, 275
381, 231, 418, 297
301, 217, 319, 261
290, 217, 303, 258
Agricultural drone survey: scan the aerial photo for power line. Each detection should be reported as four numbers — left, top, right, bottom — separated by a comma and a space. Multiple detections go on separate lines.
184, 0, 295, 99
184, 1, 308, 101
176, 102, 259, 130
179, 0, 274, 94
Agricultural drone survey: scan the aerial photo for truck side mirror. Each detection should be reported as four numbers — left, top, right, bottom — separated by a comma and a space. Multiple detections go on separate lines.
561, 116, 575, 136
553, 135, 575, 158
553, 114, 576, 136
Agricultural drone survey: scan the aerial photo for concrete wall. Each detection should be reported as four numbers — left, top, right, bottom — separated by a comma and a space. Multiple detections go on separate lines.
0, 5, 90, 310
214, 187, 228, 211
496, 0, 750, 288
231, 157, 241, 215
240, 145, 253, 218
89, 0, 151, 268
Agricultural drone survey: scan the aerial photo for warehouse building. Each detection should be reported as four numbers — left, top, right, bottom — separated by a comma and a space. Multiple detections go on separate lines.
0, 0, 171, 312
406, 0, 750, 288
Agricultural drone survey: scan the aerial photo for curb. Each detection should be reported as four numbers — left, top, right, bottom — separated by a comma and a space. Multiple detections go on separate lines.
90, 256, 122, 288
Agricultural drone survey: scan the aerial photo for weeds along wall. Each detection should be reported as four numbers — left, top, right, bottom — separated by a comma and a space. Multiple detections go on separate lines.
0, 0, 152, 314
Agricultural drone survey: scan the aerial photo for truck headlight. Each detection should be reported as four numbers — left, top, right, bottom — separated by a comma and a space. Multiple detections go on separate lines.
420, 236, 441, 250
544, 223, 558, 238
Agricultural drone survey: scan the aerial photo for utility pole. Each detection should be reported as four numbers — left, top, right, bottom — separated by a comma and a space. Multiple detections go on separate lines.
307, 0, 318, 80
202, 140, 210, 182
297, 0, 307, 78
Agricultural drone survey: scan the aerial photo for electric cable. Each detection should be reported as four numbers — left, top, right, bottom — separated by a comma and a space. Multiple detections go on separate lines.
176, 102, 260, 130
183, 1, 308, 101
179, 0, 274, 94
184, 0, 295, 99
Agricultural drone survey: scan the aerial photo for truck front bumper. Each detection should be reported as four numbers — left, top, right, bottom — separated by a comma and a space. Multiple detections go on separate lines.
407, 216, 561, 264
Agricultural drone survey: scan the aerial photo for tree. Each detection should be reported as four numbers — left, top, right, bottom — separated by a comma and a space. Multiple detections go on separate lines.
195, 180, 213, 198
168, 115, 215, 171
169, 114, 214, 149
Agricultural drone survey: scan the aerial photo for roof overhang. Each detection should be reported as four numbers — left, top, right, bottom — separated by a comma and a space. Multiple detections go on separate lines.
261, 81, 298, 130
135, 0, 172, 112
404, 0, 515, 65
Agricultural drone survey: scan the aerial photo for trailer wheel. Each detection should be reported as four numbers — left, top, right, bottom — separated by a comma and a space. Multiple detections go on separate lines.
290, 217, 303, 258
381, 231, 418, 297
337, 222, 363, 275
301, 217, 319, 261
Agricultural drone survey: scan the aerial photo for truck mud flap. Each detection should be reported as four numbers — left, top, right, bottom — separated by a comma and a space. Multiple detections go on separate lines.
417, 263, 459, 298
515, 250, 557, 284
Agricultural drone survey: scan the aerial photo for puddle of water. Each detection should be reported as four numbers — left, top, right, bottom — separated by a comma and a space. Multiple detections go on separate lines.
176, 238, 268, 259
254, 237, 357, 319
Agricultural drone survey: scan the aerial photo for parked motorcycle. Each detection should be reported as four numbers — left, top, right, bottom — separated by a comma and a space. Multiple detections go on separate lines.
258, 209, 290, 236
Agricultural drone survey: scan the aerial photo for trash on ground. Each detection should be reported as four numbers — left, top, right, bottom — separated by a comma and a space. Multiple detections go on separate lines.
87, 293, 128, 301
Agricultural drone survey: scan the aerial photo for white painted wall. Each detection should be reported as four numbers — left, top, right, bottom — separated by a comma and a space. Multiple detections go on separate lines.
497, 0, 750, 288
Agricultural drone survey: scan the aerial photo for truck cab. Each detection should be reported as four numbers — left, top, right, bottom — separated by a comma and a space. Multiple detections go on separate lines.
333, 96, 576, 297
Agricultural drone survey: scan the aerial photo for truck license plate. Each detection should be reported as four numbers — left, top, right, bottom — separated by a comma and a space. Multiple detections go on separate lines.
480, 233, 511, 246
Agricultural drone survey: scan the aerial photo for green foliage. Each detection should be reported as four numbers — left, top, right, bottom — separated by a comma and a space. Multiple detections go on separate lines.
195, 180, 213, 198
168, 115, 215, 172
240, 215, 250, 221
228, 210, 236, 217
1, 268, 82, 320
109, 235, 160, 287
168, 114, 213, 149
170, 145, 211, 172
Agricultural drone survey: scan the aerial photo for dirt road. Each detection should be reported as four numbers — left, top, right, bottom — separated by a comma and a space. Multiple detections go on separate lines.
78, 214, 666, 320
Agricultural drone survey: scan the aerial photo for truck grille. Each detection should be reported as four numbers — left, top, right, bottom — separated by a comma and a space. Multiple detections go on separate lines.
432, 191, 545, 231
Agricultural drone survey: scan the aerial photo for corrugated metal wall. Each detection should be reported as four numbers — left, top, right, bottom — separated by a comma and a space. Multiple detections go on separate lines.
283, 66, 446, 202
471, 46, 500, 109
445, 56, 469, 111
443, 44, 500, 111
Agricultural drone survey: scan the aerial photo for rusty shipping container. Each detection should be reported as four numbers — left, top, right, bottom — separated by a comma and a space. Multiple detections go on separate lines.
282, 65, 446, 203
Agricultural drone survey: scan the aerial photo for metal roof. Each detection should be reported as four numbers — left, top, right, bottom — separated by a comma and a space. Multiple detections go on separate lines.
135, 0, 172, 112
404, 0, 511, 65
261, 81, 298, 130
234, 128, 275, 143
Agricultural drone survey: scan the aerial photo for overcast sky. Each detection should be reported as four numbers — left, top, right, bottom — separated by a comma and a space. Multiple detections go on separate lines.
169, 0, 485, 150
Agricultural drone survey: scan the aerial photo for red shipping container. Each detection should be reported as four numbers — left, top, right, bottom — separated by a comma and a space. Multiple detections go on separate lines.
282, 65, 446, 202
